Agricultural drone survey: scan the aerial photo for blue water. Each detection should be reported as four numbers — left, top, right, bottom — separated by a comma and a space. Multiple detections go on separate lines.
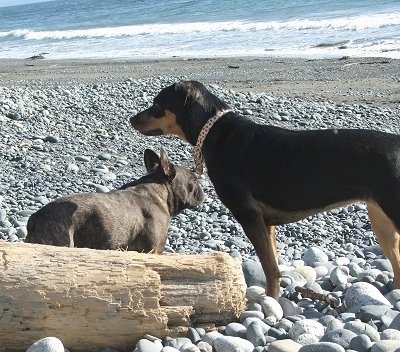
1, 0, 400, 59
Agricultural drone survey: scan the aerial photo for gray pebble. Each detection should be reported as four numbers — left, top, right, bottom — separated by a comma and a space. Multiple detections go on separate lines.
349, 334, 372, 352
320, 329, 357, 349
343, 321, 380, 342
298, 342, 346, 352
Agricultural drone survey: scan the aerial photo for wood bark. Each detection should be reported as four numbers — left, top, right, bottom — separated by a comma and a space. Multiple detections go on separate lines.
0, 241, 246, 352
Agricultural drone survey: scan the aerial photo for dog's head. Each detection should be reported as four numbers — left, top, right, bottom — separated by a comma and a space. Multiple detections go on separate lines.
130, 81, 230, 145
143, 148, 204, 215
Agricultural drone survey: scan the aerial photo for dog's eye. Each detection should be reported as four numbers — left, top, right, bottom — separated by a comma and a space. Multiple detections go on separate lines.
151, 103, 164, 118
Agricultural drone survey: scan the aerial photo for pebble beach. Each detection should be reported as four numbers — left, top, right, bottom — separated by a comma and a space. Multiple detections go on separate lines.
1, 57, 400, 352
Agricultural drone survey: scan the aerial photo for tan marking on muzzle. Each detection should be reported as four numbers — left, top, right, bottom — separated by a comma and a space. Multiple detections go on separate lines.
133, 109, 187, 140
163, 110, 187, 141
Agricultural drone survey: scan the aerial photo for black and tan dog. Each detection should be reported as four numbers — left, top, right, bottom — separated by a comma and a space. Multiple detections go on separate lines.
130, 80, 400, 298
25, 148, 204, 252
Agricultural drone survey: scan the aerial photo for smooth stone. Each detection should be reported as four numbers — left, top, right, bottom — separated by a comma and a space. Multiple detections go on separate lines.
245, 286, 265, 302
135, 338, 162, 352
349, 334, 372, 352
380, 328, 400, 340
371, 259, 393, 272
298, 342, 346, 352
382, 308, 400, 328
268, 339, 302, 352
289, 319, 325, 340
268, 327, 290, 340
343, 321, 380, 342
260, 296, 283, 320
385, 289, 400, 305
356, 305, 394, 322
335, 257, 350, 266
101, 172, 117, 182
358, 269, 385, 281
314, 265, 329, 278
278, 297, 302, 317
242, 317, 270, 333
75, 155, 91, 162
344, 282, 391, 308
45, 135, 60, 143
388, 311, 400, 329
347, 263, 364, 277
295, 266, 317, 283
224, 322, 247, 338
303, 247, 329, 266
246, 321, 266, 347
213, 336, 254, 352
196, 341, 212, 352
240, 310, 265, 322
201, 331, 224, 346
66, 163, 79, 173
242, 260, 266, 287
320, 329, 357, 349
295, 333, 319, 345
97, 153, 112, 160
180, 343, 201, 352
281, 270, 307, 287
160, 348, 179, 352
330, 266, 349, 286
165, 337, 191, 349
26, 337, 65, 352
318, 315, 337, 327
370, 340, 400, 352
95, 185, 110, 193
186, 327, 201, 344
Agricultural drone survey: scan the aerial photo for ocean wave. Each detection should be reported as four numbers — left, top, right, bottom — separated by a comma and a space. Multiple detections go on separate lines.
1, 12, 400, 41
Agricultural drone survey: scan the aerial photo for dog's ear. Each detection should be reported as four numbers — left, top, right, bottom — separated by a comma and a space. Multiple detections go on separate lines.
159, 148, 176, 181
175, 81, 202, 105
144, 149, 160, 173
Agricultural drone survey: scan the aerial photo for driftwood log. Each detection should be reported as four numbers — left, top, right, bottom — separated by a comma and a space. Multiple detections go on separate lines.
0, 241, 246, 352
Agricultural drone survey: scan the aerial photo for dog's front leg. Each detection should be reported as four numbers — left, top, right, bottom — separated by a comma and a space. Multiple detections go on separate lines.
239, 215, 280, 298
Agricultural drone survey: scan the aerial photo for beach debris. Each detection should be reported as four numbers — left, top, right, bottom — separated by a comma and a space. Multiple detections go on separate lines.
26, 52, 49, 60
295, 286, 341, 308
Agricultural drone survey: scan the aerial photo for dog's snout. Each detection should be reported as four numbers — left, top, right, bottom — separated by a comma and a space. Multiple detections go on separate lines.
129, 113, 138, 127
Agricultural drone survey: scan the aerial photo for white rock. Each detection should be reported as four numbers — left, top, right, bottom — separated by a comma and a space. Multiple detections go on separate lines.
344, 282, 391, 308
214, 336, 254, 352
295, 333, 320, 345
295, 266, 317, 283
330, 266, 349, 286
289, 319, 325, 340
26, 337, 64, 352
260, 296, 283, 320
245, 286, 265, 302
314, 265, 330, 278
303, 247, 329, 266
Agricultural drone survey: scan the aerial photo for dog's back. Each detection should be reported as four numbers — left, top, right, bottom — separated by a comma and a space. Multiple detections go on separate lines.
25, 148, 204, 252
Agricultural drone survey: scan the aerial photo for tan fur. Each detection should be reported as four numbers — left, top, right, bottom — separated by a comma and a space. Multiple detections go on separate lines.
368, 201, 400, 288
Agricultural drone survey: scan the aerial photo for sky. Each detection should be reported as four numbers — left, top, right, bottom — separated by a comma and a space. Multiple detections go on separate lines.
0, 0, 49, 7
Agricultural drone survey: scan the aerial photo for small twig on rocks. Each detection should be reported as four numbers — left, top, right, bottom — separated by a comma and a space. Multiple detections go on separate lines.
295, 286, 341, 308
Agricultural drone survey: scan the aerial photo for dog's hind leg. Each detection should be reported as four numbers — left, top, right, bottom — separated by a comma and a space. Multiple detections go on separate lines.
367, 201, 400, 289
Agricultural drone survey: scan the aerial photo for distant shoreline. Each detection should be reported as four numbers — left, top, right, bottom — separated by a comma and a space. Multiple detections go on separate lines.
0, 56, 399, 108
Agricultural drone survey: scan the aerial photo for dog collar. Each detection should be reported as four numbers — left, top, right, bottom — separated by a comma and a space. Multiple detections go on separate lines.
192, 109, 232, 175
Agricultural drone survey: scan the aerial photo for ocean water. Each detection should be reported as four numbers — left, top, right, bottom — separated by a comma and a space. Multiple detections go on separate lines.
0, 0, 400, 60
